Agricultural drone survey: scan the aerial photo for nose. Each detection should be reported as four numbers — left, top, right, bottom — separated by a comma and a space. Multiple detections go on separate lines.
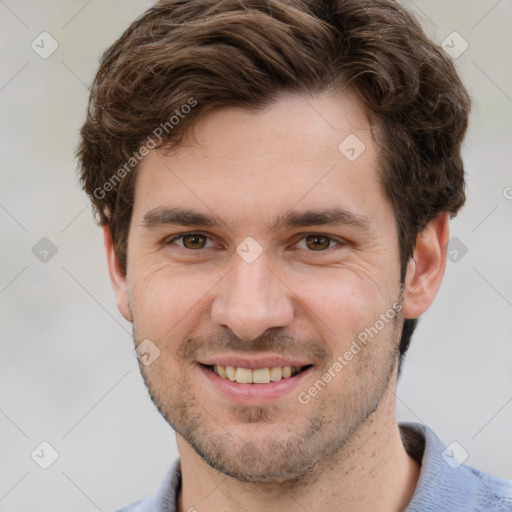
211, 251, 294, 341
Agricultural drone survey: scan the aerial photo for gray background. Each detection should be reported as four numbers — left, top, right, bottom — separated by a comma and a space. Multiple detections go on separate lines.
1, 0, 511, 510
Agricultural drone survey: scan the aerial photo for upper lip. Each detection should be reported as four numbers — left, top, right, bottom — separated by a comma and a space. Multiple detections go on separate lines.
197, 355, 312, 370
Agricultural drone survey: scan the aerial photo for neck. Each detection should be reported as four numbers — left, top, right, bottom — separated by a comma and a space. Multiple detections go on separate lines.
176, 387, 420, 512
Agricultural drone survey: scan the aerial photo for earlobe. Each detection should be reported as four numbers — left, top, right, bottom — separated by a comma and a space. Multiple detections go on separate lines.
102, 225, 132, 322
402, 213, 450, 319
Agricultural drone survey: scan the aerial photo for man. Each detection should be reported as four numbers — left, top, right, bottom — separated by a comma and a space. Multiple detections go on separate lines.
77, 0, 512, 510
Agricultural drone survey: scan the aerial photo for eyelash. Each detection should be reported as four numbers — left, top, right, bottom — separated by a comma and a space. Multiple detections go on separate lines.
164, 232, 346, 252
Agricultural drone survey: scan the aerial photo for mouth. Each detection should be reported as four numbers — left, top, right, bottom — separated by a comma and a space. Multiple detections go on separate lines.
196, 356, 316, 403
201, 363, 314, 384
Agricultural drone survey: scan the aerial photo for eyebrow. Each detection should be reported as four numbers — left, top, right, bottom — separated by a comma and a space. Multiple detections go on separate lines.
141, 206, 374, 233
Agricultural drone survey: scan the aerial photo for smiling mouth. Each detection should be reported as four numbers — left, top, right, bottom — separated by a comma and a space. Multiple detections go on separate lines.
202, 364, 313, 384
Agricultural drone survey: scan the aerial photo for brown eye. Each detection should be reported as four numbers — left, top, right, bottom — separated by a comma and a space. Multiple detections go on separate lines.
182, 234, 207, 249
165, 232, 217, 252
304, 235, 332, 251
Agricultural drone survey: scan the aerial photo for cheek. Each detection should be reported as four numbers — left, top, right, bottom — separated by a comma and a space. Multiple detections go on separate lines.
129, 261, 222, 340
292, 268, 391, 345
131, 263, 181, 316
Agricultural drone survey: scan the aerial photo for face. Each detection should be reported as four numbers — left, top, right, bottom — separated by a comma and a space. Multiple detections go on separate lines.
120, 91, 408, 482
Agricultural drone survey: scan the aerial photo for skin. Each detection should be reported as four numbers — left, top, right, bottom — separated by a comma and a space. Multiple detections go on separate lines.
104, 90, 449, 511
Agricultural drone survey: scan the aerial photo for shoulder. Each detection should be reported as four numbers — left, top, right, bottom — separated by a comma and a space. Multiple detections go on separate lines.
112, 497, 154, 512
400, 422, 512, 512
465, 465, 512, 511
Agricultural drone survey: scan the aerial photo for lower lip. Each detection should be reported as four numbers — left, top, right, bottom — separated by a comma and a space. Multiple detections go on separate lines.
197, 364, 314, 404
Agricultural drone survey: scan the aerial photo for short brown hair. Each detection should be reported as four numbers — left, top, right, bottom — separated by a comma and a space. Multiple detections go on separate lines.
77, 0, 470, 364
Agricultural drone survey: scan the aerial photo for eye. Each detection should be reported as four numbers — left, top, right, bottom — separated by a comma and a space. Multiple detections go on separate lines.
165, 232, 344, 253
166, 232, 216, 250
294, 234, 342, 251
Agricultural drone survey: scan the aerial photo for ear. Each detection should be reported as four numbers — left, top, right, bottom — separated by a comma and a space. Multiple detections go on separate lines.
402, 213, 449, 319
102, 225, 132, 322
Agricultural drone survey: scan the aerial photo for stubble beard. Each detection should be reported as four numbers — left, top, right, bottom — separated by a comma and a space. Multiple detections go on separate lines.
133, 304, 402, 484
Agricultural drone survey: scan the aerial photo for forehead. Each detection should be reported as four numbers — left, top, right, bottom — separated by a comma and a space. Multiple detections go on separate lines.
132, 91, 391, 233
170, 90, 375, 169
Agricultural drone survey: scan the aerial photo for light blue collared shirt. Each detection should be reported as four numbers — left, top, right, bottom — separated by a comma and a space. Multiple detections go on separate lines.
114, 422, 512, 511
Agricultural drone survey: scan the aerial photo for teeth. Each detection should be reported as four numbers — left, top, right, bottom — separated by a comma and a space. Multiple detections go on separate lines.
269, 366, 282, 381
210, 364, 304, 384
235, 367, 253, 384
225, 365, 236, 381
252, 368, 270, 384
